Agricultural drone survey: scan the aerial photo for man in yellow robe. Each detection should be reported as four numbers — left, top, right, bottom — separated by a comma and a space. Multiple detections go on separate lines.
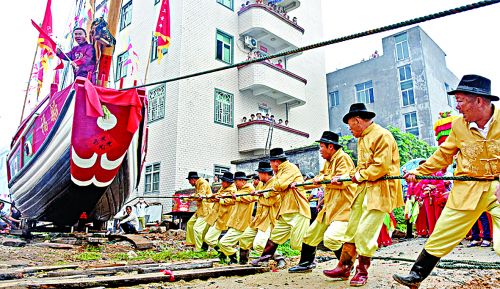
239, 162, 282, 265
204, 172, 237, 260
218, 172, 255, 264
252, 147, 311, 266
394, 74, 500, 289
184, 171, 212, 251
323, 103, 403, 286
289, 131, 357, 273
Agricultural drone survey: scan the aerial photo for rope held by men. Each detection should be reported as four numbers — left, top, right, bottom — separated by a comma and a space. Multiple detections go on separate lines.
171, 175, 498, 199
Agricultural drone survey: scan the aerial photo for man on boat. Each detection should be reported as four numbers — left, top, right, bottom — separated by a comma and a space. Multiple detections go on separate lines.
57, 27, 96, 83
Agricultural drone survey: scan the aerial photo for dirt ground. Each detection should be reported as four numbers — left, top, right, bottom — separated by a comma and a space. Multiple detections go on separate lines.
0, 235, 498, 288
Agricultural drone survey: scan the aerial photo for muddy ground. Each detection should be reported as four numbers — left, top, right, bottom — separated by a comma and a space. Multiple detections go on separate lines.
0, 234, 498, 288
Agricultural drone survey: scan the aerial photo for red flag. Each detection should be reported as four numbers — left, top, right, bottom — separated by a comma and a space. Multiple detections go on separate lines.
32, 20, 57, 53
153, 0, 171, 63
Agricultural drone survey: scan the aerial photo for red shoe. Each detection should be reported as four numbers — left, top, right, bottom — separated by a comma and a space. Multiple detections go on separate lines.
322, 243, 357, 280
349, 256, 370, 287
323, 262, 351, 280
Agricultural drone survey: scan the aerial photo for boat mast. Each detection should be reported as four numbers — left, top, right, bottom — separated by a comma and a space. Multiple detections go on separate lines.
97, 0, 122, 87
19, 45, 39, 124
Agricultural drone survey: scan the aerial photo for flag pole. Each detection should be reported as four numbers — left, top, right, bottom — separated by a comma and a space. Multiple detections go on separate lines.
143, 33, 154, 84
19, 44, 40, 124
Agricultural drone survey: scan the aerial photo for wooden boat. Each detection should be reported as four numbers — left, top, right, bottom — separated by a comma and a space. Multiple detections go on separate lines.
7, 78, 147, 226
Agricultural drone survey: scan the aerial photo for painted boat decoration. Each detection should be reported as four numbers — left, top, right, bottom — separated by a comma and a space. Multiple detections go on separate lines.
7, 77, 148, 226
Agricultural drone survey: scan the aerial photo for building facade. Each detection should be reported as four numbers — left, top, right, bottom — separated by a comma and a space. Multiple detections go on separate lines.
96, 0, 328, 211
326, 26, 459, 145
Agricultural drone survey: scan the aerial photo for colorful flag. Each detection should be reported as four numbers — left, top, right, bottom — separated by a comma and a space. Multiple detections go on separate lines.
153, 0, 171, 63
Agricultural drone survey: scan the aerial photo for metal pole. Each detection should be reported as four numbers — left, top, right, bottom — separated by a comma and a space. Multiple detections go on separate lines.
19, 44, 39, 124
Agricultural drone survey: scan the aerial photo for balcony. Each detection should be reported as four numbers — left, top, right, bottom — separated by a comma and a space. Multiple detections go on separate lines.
238, 62, 307, 107
237, 120, 309, 153
238, 4, 304, 53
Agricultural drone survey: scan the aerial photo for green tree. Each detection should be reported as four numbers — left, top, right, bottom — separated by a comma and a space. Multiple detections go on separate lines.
387, 126, 436, 165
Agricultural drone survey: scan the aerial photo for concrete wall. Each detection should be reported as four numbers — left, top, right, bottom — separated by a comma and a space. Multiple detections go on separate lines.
326, 26, 458, 145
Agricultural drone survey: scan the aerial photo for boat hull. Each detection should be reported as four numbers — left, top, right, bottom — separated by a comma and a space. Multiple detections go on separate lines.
8, 78, 146, 226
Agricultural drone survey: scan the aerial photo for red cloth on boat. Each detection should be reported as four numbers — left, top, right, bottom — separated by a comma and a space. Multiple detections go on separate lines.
82, 78, 143, 134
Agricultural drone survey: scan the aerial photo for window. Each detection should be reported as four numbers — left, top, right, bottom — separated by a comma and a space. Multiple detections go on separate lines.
217, 0, 233, 10
395, 32, 410, 61
216, 30, 233, 64
150, 36, 158, 62
148, 84, 165, 122
120, 1, 133, 31
404, 112, 419, 137
398, 64, 415, 106
115, 51, 129, 81
144, 163, 160, 194
355, 81, 374, 104
328, 91, 340, 108
214, 89, 233, 127
214, 165, 230, 180
445, 83, 457, 109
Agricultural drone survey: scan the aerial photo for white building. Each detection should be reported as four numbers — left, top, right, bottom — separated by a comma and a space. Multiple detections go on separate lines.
99, 0, 328, 211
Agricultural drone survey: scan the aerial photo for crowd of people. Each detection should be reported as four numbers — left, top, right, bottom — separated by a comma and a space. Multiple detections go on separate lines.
0, 201, 21, 233
241, 112, 288, 126
181, 74, 499, 288
246, 50, 285, 69
240, 1, 298, 25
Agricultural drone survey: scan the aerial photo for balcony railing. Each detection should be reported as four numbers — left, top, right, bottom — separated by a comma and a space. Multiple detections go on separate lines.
238, 4, 304, 52
238, 61, 307, 107
237, 120, 309, 153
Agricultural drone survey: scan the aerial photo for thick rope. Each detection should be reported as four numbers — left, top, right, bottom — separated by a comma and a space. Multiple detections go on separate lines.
122, 0, 500, 91
372, 256, 500, 270
171, 175, 498, 199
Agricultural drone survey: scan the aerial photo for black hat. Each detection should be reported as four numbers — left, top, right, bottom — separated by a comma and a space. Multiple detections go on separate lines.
220, 171, 234, 183
255, 161, 273, 173
234, 171, 250, 180
251, 174, 260, 180
269, 147, 287, 160
447, 74, 498, 101
316, 131, 340, 146
186, 171, 200, 179
342, 103, 376, 124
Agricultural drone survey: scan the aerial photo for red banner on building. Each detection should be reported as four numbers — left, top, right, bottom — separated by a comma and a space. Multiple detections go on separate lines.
153, 0, 171, 63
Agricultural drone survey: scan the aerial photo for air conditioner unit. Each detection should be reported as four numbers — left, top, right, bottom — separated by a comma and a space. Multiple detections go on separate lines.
244, 36, 258, 49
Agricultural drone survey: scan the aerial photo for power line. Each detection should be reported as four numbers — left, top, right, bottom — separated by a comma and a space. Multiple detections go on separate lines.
121, 0, 500, 91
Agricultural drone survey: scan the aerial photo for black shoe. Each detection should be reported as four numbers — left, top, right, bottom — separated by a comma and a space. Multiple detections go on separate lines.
214, 246, 226, 263
288, 243, 317, 272
228, 253, 238, 265
288, 261, 316, 273
251, 240, 279, 266
239, 249, 249, 265
201, 242, 209, 251
393, 249, 440, 288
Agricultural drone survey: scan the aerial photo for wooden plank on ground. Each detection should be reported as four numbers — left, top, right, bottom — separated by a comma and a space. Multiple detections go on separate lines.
138, 261, 214, 274
0, 264, 79, 281
107, 234, 153, 250
46, 261, 213, 278
0, 265, 269, 288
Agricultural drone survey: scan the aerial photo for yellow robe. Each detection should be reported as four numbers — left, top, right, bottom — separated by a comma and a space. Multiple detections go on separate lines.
269, 160, 311, 219
205, 183, 237, 231
415, 106, 500, 211
251, 177, 281, 232
225, 183, 256, 232
314, 148, 357, 223
192, 178, 213, 218
354, 123, 404, 213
